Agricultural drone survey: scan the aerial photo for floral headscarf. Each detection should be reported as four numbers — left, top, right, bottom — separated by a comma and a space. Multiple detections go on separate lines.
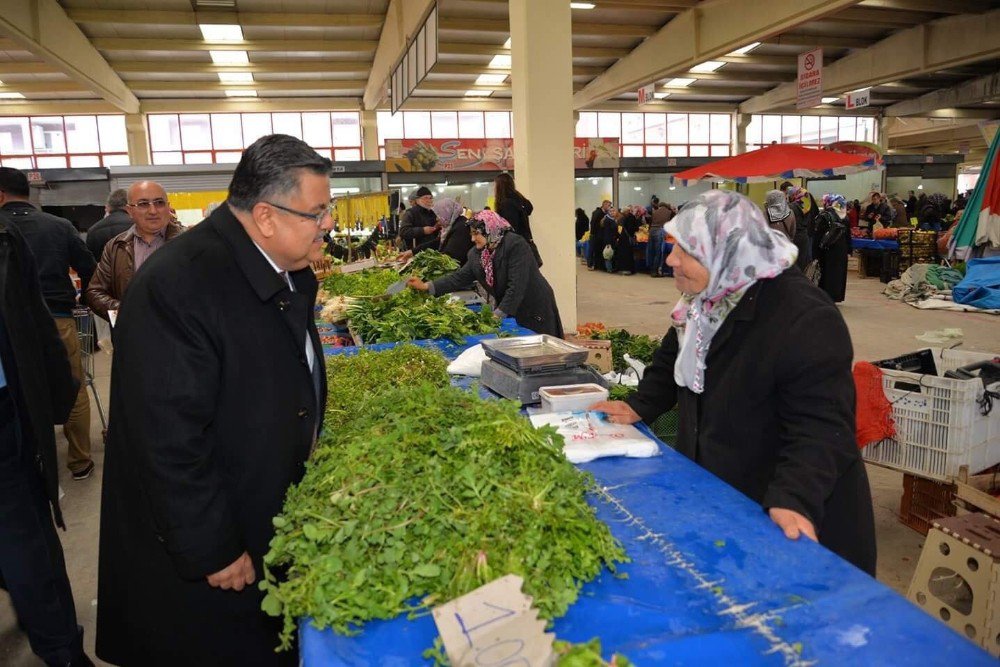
823, 194, 849, 220
664, 190, 799, 394
433, 198, 464, 237
470, 210, 512, 288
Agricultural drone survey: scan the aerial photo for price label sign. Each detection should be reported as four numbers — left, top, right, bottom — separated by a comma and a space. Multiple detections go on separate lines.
432, 574, 554, 666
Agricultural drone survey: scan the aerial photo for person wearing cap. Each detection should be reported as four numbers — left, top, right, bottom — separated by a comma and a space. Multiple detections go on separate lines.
398, 186, 441, 253
764, 190, 796, 242
406, 210, 563, 337
589, 190, 875, 576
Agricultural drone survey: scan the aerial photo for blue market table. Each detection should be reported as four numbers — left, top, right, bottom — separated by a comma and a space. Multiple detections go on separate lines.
851, 238, 901, 251
302, 335, 991, 665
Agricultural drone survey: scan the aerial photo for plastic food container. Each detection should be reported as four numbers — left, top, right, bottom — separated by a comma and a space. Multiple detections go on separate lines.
539, 383, 609, 413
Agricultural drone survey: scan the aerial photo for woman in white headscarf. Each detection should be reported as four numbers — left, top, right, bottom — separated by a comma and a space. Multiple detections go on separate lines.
591, 190, 876, 576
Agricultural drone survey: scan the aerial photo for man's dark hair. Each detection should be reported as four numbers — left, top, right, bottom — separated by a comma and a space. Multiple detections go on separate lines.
227, 134, 331, 212
0, 167, 30, 198
779, 181, 794, 192
107, 188, 128, 210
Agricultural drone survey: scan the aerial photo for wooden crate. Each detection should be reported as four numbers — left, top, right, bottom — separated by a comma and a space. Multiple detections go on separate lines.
567, 337, 613, 374
900, 473, 958, 535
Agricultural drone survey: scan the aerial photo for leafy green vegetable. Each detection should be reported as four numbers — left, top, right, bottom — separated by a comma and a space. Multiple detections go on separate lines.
348, 290, 499, 344
324, 345, 449, 431
407, 249, 459, 282
608, 384, 637, 401
322, 268, 399, 297
589, 329, 660, 372
261, 383, 627, 650
554, 637, 633, 666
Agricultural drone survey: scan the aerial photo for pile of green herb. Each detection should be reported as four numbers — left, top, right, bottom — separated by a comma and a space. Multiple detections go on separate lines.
407, 249, 459, 282
348, 290, 499, 344
608, 384, 637, 401
322, 268, 399, 298
553, 638, 633, 666
261, 383, 627, 649
323, 345, 449, 431
589, 329, 660, 372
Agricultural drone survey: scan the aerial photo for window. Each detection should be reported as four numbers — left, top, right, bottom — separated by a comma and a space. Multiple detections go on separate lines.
484, 112, 510, 139
148, 112, 363, 165
375, 110, 515, 146
746, 114, 878, 150
0, 114, 129, 168
431, 111, 458, 138
575, 112, 597, 137
573, 111, 733, 158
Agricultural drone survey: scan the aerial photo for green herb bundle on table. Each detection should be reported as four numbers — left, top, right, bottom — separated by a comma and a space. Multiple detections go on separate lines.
321, 268, 399, 298
261, 383, 627, 650
406, 249, 459, 282
348, 289, 499, 344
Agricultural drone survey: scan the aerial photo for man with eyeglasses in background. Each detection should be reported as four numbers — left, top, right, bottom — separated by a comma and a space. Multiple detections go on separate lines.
0, 166, 98, 481
96, 134, 330, 666
85, 181, 182, 325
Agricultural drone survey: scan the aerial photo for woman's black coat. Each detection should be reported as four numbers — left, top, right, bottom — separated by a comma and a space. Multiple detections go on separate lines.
588, 208, 607, 270
625, 269, 876, 575
813, 209, 850, 303
440, 215, 474, 266
431, 233, 563, 337
96, 204, 326, 666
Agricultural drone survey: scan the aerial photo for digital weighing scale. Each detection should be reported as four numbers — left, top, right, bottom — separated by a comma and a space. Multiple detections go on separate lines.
480, 335, 609, 405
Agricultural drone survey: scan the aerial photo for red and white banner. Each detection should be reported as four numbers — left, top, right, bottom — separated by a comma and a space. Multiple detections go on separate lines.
384, 137, 619, 172
796, 48, 823, 110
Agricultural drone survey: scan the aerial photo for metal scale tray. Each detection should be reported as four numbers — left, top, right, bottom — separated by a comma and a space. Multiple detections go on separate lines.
479, 335, 607, 404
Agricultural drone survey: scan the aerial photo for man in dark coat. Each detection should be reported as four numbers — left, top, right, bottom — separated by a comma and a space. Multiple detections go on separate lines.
397, 186, 441, 252
96, 134, 331, 666
0, 210, 94, 666
587, 199, 611, 270
86, 188, 132, 262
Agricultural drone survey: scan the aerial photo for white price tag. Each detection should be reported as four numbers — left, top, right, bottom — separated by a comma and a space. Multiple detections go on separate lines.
432, 574, 554, 667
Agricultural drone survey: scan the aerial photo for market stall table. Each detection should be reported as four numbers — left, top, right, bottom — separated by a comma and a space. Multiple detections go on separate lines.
301, 337, 991, 665
851, 238, 900, 251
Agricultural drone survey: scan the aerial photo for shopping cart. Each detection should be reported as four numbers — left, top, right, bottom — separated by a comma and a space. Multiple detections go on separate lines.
73, 306, 108, 430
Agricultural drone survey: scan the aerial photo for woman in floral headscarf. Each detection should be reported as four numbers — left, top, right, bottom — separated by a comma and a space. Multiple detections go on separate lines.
784, 185, 816, 271
406, 210, 563, 337
591, 190, 876, 575
814, 194, 851, 303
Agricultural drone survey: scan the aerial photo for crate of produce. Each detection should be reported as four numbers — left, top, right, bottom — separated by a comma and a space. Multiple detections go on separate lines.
899, 473, 957, 535
567, 336, 614, 373
862, 348, 1000, 481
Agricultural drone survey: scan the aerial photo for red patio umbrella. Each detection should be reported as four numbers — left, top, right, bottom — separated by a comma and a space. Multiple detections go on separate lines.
671, 143, 880, 186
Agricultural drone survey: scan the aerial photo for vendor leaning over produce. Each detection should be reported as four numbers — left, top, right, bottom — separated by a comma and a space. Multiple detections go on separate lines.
591, 190, 877, 576
406, 210, 564, 337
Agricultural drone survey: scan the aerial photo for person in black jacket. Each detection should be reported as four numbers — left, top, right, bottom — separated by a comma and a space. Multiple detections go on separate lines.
397, 186, 441, 252
0, 167, 97, 480
435, 197, 473, 265
814, 194, 851, 303
493, 172, 541, 265
591, 190, 876, 576
86, 188, 133, 262
406, 210, 563, 337
575, 207, 589, 242
96, 135, 330, 666
0, 210, 94, 666
588, 200, 611, 270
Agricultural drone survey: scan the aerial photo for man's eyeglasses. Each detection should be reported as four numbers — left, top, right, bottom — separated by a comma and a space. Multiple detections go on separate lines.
265, 201, 332, 228
128, 199, 168, 211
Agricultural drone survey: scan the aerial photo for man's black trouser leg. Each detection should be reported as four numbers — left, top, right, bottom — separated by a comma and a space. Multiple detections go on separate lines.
0, 388, 86, 667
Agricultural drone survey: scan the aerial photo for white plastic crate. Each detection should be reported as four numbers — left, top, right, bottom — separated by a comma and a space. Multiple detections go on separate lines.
862, 348, 1000, 481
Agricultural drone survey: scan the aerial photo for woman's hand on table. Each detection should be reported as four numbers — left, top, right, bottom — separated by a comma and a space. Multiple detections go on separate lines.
589, 400, 641, 424
396, 250, 414, 262
406, 276, 430, 291
768, 508, 817, 542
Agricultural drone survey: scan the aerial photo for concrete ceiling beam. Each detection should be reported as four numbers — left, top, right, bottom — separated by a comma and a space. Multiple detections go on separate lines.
63, 9, 383, 28
0, 0, 138, 112
363, 0, 435, 110
886, 72, 1000, 116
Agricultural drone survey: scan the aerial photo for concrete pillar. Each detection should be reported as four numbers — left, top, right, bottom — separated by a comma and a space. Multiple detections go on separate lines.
734, 113, 751, 155
125, 113, 150, 166
509, 0, 576, 332
361, 109, 380, 161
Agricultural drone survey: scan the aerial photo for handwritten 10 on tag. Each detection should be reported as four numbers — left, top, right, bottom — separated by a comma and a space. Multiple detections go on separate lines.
432, 574, 555, 666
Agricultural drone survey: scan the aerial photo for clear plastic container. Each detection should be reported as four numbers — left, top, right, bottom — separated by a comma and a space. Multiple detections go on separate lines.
539, 383, 609, 413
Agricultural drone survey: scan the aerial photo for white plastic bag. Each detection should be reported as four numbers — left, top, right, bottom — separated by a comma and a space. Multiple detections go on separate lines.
447, 343, 488, 376
529, 411, 660, 463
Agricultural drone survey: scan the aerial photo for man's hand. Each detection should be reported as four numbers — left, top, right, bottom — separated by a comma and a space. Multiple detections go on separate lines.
206, 552, 255, 591
768, 508, 817, 542
406, 276, 430, 291
588, 400, 641, 424
422, 225, 437, 235
396, 250, 414, 262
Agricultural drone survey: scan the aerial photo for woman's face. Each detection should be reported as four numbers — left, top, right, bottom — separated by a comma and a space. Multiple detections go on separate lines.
471, 228, 487, 249
667, 244, 710, 294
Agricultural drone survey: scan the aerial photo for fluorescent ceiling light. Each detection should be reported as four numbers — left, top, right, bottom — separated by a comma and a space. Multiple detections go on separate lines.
690, 61, 725, 73
570, 2, 596, 8
199, 24, 244, 41
210, 50, 249, 65
666, 78, 696, 88
502, 38, 512, 49
633, 186, 642, 191
821, 97, 839, 104
488, 54, 511, 69
464, 90, 492, 97
218, 72, 254, 83
0, 92, 25, 99
654, 92, 670, 99
475, 73, 507, 86
621, 171, 629, 177
225, 89, 257, 97
669, 186, 676, 191
727, 42, 761, 56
